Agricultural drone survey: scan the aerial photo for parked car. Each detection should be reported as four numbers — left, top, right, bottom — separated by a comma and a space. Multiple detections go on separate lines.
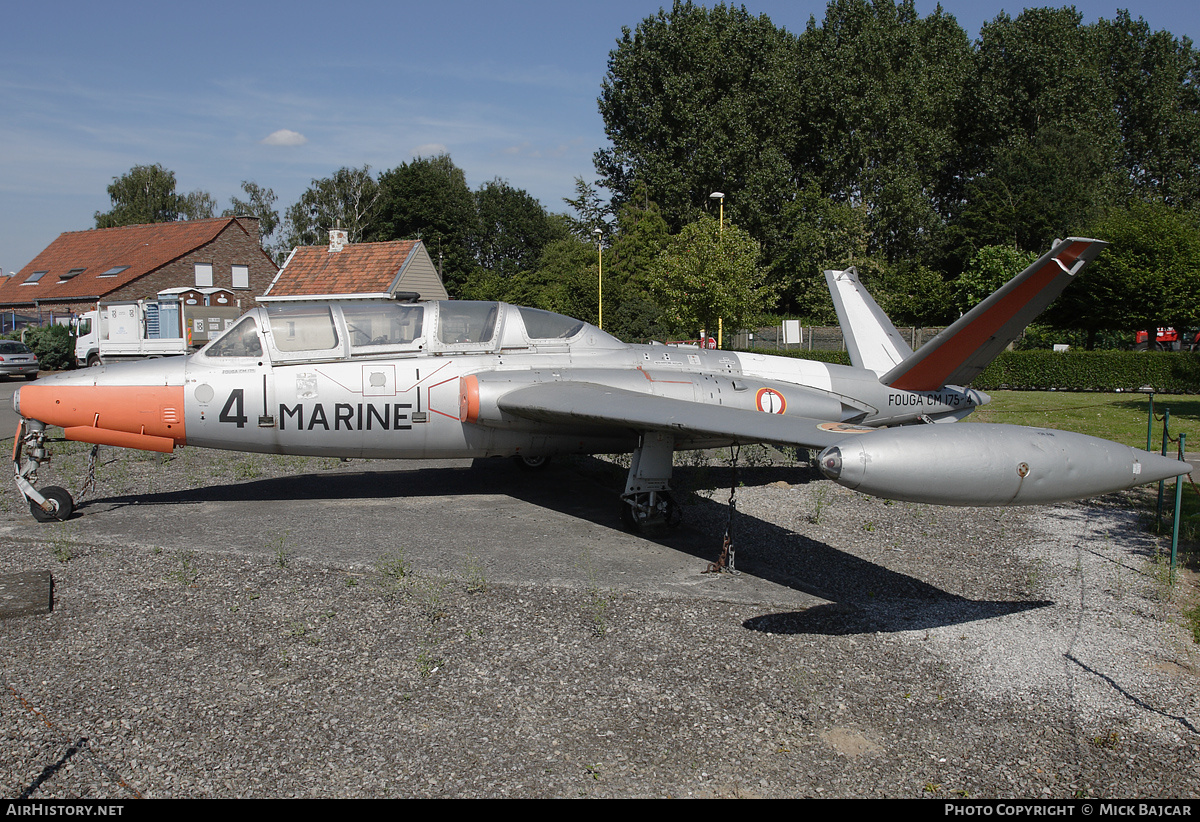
0, 340, 39, 380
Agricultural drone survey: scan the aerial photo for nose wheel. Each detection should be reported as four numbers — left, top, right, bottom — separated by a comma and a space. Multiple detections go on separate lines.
29, 485, 74, 522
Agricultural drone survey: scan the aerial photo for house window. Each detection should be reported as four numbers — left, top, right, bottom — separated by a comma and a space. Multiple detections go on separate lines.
21, 271, 47, 285
195, 262, 213, 287
232, 264, 249, 289
58, 268, 86, 283
98, 266, 129, 278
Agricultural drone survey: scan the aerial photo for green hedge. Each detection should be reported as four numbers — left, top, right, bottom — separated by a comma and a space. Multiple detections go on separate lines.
976, 350, 1200, 393
738, 348, 1200, 393
755, 348, 851, 366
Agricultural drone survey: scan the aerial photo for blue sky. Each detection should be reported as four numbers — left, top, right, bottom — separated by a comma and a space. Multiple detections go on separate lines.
3, 0, 1197, 273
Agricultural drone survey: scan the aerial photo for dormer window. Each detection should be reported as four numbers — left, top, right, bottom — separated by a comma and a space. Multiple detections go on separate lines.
58, 268, 86, 283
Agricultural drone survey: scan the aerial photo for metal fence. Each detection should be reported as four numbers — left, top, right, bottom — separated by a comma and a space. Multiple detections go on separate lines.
730, 325, 946, 352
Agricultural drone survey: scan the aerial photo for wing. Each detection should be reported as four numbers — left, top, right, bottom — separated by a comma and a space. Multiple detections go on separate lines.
496, 381, 867, 450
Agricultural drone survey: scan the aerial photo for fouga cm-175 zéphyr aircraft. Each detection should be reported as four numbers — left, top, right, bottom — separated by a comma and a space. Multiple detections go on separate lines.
10, 237, 1192, 526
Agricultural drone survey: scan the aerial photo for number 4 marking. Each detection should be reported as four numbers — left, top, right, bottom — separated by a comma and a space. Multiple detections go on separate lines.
219, 389, 248, 428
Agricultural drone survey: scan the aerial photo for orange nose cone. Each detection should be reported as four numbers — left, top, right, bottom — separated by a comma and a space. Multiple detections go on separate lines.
18, 384, 186, 452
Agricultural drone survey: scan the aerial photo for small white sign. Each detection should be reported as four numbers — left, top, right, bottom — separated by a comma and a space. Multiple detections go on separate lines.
782, 319, 802, 345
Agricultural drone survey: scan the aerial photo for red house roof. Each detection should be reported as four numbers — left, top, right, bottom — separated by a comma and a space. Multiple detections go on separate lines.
0, 218, 255, 305
266, 240, 428, 297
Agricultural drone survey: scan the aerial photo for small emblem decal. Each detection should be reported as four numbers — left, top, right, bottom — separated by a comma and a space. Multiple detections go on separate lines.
756, 388, 787, 414
817, 423, 874, 434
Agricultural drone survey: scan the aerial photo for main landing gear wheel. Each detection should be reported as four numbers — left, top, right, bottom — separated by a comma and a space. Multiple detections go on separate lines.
620, 490, 681, 532
30, 486, 74, 523
515, 455, 551, 471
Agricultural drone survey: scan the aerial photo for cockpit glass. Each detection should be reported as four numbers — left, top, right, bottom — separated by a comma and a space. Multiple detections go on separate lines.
205, 317, 263, 358
343, 303, 424, 350
265, 305, 339, 352
518, 307, 585, 340
437, 302, 498, 345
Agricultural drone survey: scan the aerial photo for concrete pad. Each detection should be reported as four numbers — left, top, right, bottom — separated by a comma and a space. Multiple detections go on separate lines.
0, 571, 52, 618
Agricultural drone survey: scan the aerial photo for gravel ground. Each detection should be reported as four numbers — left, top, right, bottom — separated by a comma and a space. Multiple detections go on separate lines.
1, 444, 1197, 799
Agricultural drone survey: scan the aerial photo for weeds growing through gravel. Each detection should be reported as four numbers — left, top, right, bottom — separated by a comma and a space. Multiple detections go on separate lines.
1182, 602, 1200, 643
271, 531, 291, 568
167, 550, 200, 587
372, 548, 412, 603
1026, 557, 1045, 593
48, 528, 73, 564
233, 458, 262, 480
578, 549, 611, 637
1148, 548, 1177, 601
377, 549, 408, 578
413, 576, 448, 625
808, 484, 830, 525
463, 553, 487, 593
416, 647, 443, 678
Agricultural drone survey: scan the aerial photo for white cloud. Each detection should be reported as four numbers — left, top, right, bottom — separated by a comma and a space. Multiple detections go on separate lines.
261, 129, 308, 146
411, 143, 449, 157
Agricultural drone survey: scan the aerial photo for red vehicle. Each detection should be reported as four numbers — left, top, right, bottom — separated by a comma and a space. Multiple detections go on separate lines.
1134, 328, 1200, 351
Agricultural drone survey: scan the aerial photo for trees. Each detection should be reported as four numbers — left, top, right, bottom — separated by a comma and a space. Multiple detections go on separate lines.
278, 166, 380, 253
459, 236, 604, 329
1096, 10, 1200, 210
470, 179, 565, 278
795, 0, 972, 264
371, 155, 478, 291
1046, 201, 1200, 348
770, 183, 871, 319
954, 246, 1039, 315
95, 163, 215, 227
949, 129, 1112, 262
223, 181, 279, 247
592, 0, 1200, 330
647, 216, 771, 338
596, 0, 799, 240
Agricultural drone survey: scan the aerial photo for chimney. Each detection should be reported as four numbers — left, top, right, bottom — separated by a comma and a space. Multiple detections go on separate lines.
329, 228, 348, 253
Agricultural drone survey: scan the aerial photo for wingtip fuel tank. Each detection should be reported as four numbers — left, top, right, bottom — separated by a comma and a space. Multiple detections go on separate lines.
818, 423, 1191, 506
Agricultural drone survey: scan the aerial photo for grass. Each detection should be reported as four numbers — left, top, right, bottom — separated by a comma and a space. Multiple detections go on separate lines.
971, 390, 1199, 450
976, 391, 1200, 553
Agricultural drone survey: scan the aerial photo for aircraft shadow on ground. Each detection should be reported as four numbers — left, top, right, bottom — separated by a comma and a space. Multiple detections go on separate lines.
82, 455, 1051, 636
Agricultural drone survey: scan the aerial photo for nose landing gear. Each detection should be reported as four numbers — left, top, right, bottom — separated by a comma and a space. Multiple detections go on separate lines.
13, 419, 76, 522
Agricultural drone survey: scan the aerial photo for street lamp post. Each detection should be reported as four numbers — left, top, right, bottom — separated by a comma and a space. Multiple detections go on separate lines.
594, 227, 604, 330
709, 191, 725, 233
709, 192, 725, 347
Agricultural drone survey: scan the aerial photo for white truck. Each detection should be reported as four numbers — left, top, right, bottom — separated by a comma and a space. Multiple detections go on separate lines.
74, 297, 243, 367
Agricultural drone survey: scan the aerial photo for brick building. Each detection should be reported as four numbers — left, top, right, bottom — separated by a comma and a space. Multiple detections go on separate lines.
0, 217, 277, 324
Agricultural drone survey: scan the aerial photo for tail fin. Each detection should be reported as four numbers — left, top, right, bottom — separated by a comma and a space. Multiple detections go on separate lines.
825, 266, 914, 374
881, 237, 1108, 391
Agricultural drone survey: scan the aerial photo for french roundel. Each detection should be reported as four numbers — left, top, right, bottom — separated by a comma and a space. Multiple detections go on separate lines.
755, 387, 787, 414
